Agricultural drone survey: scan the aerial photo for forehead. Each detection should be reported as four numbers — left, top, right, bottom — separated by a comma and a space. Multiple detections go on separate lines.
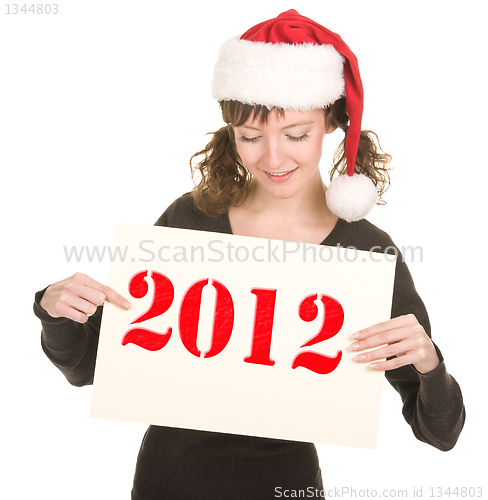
239, 108, 325, 128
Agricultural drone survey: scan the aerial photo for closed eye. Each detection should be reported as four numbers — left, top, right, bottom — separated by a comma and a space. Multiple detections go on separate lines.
239, 135, 259, 143
288, 134, 310, 142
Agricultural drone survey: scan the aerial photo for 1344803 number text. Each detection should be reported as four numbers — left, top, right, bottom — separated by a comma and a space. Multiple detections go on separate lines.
6, 4, 58, 14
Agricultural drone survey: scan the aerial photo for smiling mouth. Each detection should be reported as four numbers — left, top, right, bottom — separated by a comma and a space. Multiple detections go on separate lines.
264, 168, 298, 177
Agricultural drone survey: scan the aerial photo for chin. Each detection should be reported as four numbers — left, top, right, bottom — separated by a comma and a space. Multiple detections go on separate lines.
267, 186, 300, 200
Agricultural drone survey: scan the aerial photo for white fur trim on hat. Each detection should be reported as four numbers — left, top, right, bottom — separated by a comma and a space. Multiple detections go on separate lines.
211, 37, 345, 111
326, 174, 377, 222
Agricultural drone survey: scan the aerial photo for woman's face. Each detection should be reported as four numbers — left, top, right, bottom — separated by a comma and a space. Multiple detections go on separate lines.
233, 108, 331, 201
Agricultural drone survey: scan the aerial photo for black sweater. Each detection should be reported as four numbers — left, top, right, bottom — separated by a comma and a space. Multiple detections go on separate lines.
34, 193, 465, 499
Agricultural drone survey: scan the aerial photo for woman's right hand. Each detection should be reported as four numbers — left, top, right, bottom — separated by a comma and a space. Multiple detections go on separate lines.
39, 272, 131, 323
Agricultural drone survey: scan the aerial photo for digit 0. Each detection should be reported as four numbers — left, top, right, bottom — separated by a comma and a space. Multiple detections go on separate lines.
179, 278, 234, 358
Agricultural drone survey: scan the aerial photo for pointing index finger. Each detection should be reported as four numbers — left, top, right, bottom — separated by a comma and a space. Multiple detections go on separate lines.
101, 284, 131, 310
78, 273, 131, 310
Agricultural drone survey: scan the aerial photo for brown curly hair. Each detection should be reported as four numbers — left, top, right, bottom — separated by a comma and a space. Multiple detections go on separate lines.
190, 98, 391, 216
324, 97, 392, 205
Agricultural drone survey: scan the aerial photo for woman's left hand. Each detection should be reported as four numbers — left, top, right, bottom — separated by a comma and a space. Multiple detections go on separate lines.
349, 314, 439, 374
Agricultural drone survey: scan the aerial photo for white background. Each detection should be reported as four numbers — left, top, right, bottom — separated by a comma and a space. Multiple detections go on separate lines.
1, 0, 486, 498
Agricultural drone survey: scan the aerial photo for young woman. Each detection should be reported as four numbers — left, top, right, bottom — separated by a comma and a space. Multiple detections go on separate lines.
34, 10, 465, 499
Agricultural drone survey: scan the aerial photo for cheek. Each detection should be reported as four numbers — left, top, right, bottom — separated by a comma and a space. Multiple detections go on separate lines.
300, 138, 324, 165
234, 140, 245, 158
236, 143, 259, 166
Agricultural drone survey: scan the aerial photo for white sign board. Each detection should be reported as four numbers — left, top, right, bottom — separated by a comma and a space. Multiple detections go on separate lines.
90, 223, 396, 449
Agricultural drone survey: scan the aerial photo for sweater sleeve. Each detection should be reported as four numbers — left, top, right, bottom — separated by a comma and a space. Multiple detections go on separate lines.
385, 257, 466, 451
34, 287, 103, 387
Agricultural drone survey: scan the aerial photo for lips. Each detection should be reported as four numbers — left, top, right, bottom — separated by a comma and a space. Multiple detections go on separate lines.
263, 167, 298, 183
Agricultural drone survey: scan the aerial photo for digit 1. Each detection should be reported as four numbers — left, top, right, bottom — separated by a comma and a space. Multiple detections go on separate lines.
243, 288, 276, 366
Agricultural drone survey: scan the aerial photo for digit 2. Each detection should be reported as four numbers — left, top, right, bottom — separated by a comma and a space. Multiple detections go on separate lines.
291, 294, 343, 374
121, 270, 174, 351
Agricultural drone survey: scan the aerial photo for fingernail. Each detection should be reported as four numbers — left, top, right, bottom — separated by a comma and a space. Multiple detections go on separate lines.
123, 301, 131, 310
352, 332, 361, 339
356, 354, 367, 361
349, 342, 360, 351
370, 363, 378, 370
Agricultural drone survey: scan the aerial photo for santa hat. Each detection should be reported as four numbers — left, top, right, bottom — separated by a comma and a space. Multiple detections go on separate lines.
211, 9, 377, 222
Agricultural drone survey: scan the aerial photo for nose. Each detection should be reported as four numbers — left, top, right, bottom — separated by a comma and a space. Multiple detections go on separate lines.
262, 137, 285, 170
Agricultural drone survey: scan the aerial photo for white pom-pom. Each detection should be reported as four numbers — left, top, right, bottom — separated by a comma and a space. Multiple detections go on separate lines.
326, 173, 377, 222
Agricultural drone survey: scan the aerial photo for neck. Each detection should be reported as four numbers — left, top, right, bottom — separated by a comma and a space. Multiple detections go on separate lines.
244, 171, 330, 223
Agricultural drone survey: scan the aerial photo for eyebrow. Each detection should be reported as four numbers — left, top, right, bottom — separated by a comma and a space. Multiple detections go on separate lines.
238, 120, 315, 131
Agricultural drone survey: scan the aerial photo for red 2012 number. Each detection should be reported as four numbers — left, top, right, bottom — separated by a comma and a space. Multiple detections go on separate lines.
121, 270, 343, 375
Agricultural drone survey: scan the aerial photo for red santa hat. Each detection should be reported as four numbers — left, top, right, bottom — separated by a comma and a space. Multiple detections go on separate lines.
211, 9, 377, 222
